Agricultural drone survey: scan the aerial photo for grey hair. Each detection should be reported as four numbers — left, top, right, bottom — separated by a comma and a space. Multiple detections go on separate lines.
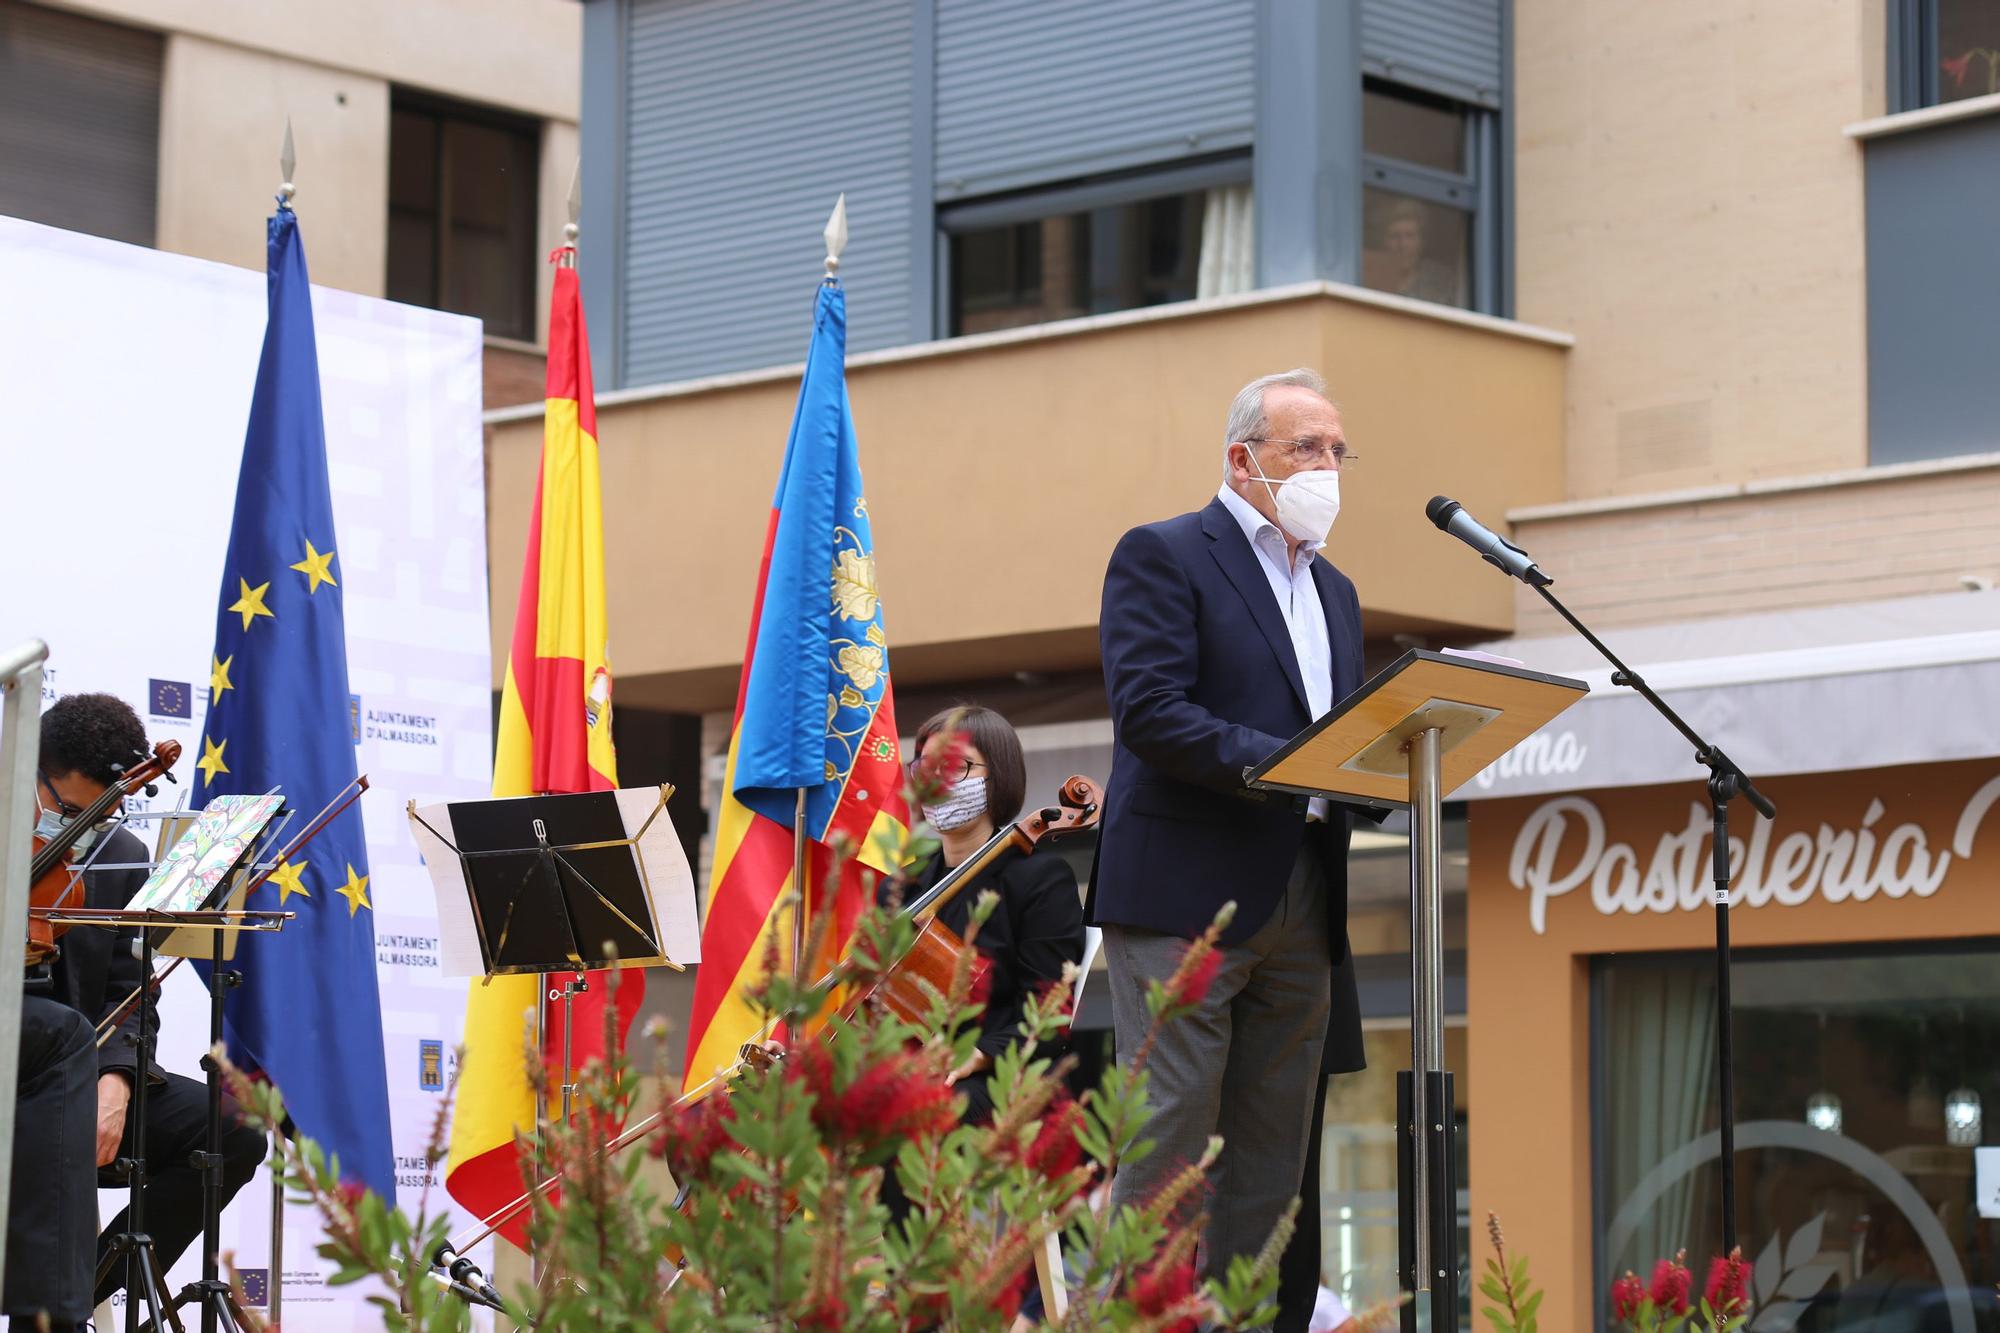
1220, 368, 1330, 479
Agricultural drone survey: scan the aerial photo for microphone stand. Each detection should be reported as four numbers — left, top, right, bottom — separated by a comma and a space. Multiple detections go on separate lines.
1527, 581, 1776, 1254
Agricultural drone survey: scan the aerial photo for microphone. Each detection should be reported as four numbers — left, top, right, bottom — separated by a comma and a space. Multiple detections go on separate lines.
432, 1243, 506, 1311
1425, 496, 1552, 588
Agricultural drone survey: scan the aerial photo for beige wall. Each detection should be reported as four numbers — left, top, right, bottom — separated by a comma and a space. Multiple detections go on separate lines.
158, 34, 390, 295
1514, 0, 1882, 501
50, 0, 577, 328
1506, 454, 2000, 634
43, 0, 578, 120
486, 287, 1572, 710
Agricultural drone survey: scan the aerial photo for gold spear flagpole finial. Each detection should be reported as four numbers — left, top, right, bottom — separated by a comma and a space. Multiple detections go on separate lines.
279, 116, 296, 208
823, 193, 847, 278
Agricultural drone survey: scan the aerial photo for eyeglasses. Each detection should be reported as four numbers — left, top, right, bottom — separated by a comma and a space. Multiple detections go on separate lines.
1240, 436, 1359, 469
911, 754, 987, 785
39, 771, 116, 829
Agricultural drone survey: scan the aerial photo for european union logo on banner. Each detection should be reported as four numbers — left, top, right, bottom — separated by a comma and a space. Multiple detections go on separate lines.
149, 678, 192, 719
237, 1270, 270, 1308
193, 204, 394, 1199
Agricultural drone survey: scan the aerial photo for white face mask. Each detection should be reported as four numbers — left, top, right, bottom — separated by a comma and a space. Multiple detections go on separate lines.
922, 775, 989, 833
1246, 455, 1342, 545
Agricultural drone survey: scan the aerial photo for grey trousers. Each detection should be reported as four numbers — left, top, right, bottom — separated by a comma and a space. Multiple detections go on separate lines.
1103, 848, 1332, 1280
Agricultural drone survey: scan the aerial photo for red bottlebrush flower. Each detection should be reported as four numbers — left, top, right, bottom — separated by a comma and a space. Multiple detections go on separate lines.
783, 1040, 836, 1104
1173, 946, 1223, 1008
1942, 51, 1975, 86
796, 1291, 848, 1330
651, 1093, 735, 1183
1610, 1270, 1646, 1321
1021, 1091, 1085, 1181
1649, 1253, 1692, 1315
1704, 1247, 1751, 1315
1132, 1256, 1199, 1331
817, 1049, 957, 1151
989, 1267, 1032, 1323
1035, 974, 1078, 1026
911, 728, 971, 805
334, 1179, 368, 1216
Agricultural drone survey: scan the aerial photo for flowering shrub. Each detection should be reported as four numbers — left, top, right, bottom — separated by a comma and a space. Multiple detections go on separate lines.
1477, 1215, 1748, 1333
1605, 1246, 1751, 1332
212, 741, 1420, 1330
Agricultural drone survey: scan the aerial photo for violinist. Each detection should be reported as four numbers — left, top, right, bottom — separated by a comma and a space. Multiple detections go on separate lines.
28, 694, 265, 1304
896, 706, 1085, 1125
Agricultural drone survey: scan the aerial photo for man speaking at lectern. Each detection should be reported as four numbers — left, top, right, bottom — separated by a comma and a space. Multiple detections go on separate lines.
1090, 368, 1365, 1315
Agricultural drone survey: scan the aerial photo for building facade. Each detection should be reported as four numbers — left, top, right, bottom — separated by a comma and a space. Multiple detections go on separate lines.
0, 0, 580, 406
482, 0, 2000, 1324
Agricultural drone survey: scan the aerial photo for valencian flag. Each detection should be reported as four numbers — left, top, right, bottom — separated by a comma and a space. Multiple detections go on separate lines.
443, 250, 640, 1247
194, 203, 393, 1197
683, 276, 910, 1090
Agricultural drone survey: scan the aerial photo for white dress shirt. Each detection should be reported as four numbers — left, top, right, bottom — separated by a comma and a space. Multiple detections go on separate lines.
1216, 484, 1334, 819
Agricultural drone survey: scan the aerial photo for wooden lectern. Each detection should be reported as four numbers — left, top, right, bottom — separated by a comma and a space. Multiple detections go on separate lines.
1246, 648, 1587, 1330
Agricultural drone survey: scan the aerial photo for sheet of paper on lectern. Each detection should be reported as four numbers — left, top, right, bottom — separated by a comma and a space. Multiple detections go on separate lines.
408, 786, 699, 978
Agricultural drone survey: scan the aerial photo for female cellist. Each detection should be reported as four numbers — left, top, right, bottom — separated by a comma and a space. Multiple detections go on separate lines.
895, 705, 1085, 1125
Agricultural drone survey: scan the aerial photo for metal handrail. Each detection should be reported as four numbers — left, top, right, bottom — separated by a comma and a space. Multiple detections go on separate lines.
0, 637, 50, 1290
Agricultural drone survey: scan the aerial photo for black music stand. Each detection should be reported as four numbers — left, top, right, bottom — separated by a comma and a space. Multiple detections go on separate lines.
408, 786, 693, 1119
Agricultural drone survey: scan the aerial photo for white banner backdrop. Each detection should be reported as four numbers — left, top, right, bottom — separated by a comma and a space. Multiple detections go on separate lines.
0, 215, 496, 1328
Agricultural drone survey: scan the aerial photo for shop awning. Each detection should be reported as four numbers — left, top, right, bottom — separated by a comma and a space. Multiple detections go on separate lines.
1459, 589, 2000, 799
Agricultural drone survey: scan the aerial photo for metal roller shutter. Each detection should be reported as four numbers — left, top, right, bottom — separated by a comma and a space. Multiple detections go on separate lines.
621, 0, 916, 385
933, 0, 1255, 201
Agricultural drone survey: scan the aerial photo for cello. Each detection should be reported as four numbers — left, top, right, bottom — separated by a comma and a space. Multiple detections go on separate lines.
434, 773, 1103, 1283
26, 739, 181, 966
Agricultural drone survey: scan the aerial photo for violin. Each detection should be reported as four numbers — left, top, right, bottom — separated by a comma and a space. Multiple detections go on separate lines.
438, 774, 1105, 1273
27, 739, 181, 967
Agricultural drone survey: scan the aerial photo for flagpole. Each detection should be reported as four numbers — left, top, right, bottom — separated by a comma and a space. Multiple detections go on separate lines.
792, 789, 809, 986
269, 118, 295, 1333
792, 196, 847, 990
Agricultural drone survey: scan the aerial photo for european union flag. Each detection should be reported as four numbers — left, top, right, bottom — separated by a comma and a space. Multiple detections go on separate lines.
193, 204, 393, 1197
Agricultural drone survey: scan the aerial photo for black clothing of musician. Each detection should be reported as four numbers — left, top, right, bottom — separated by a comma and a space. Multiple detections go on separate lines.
5, 995, 98, 1329
895, 846, 1084, 1124
33, 693, 265, 1305
62, 825, 267, 1304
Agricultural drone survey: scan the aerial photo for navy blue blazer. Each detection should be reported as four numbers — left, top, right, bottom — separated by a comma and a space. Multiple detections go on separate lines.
1088, 496, 1367, 1070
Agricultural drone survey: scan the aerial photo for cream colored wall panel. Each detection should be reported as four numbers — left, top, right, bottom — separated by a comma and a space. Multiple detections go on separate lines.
532, 119, 581, 348
1515, 0, 1875, 501
484, 289, 1572, 707
42, 0, 577, 119
156, 34, 388, 296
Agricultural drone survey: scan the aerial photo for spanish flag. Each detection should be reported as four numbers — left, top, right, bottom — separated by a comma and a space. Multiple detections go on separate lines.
682, 276, 909, 1090
443, 253, 643, 1247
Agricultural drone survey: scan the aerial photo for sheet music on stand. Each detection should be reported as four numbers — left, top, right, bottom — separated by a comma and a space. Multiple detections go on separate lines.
408, 785, 700, 978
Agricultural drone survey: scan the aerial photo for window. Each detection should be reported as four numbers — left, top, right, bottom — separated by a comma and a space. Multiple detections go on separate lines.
940, 158, 1254, 337
387, 94, 539, 341
1894, 0, 2000, 109
0, 0, 161, 247
1595, 945, 2000, 1327
1360, 82, 1490, 313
